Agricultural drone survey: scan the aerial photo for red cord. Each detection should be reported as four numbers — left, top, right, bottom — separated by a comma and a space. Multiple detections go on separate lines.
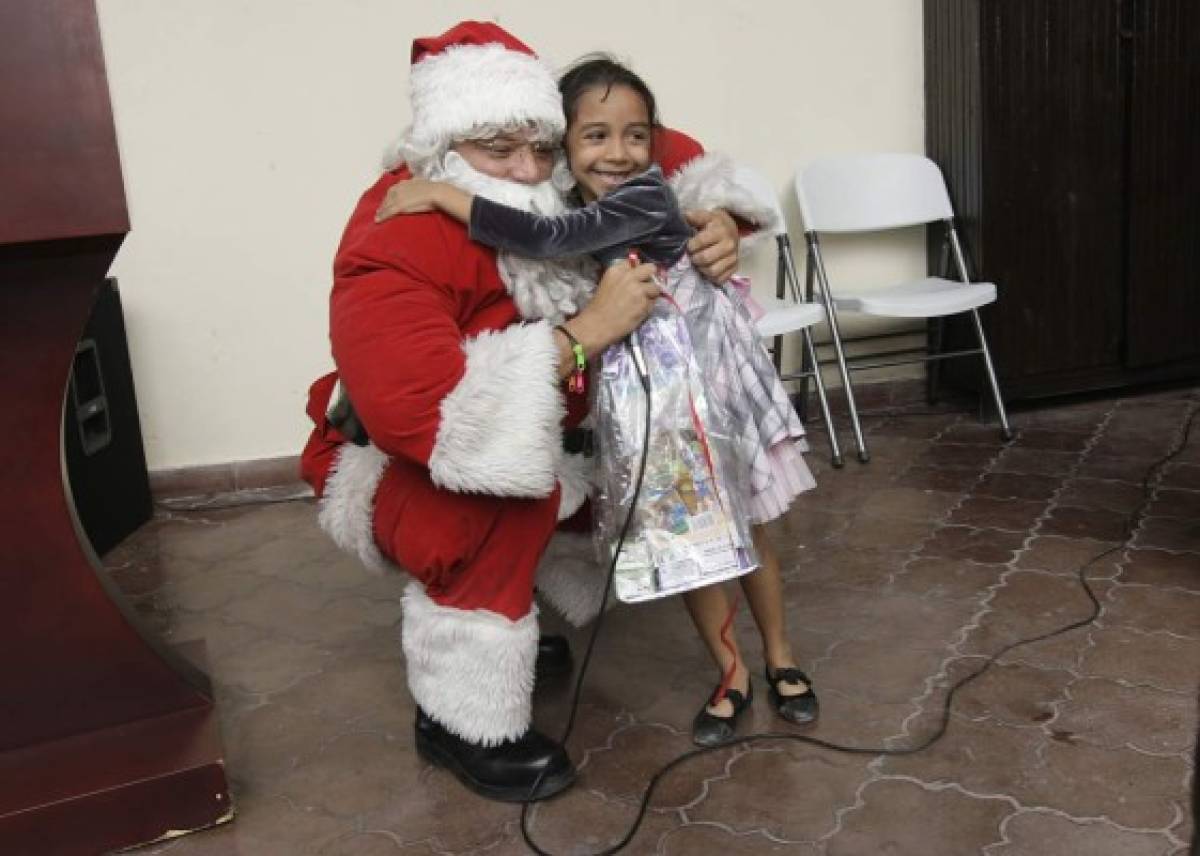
710, 592, 741, 705
630, 247, 742, 706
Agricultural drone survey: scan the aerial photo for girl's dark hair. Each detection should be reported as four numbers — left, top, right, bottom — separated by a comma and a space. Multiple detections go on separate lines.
558, 54, 660, 128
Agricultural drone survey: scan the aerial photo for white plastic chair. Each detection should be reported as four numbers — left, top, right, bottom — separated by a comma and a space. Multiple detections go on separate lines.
735, 165, 844, 467
794, 153, 1013, 462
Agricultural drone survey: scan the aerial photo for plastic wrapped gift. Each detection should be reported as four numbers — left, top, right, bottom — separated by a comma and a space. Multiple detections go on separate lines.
592, 299, 758, 603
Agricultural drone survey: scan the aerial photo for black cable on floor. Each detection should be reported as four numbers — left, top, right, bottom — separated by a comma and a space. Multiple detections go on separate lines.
520, 395, 1199, 856
520, 340, 653, 845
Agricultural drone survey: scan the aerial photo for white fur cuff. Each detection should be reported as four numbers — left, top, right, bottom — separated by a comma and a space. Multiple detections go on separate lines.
317, 442, 394, 575
669, 152, 781, 246
401, 582, 539, 745
556, 452, 593, 522
429, 322, 564, 497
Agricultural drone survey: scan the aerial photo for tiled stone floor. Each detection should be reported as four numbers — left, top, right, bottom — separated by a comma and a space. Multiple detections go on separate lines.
112, 387, 1200, 855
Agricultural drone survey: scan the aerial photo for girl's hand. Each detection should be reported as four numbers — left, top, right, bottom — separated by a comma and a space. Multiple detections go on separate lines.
685, 208, 740, 283
375, 178, 443, 221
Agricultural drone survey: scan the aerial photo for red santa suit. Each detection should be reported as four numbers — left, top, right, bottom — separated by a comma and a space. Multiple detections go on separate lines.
300, 24, 773, 747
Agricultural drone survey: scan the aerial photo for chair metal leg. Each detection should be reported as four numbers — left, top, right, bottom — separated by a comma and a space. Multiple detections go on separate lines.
969, 308, 1014, 441
804, 235, 870, 463
949, 226, 1013, 442
802, 326, 843, 467
777, 236, 810, 421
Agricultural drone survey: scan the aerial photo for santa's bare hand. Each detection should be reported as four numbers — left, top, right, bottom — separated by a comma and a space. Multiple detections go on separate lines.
571, 262, 660, 351
685, 208, 740, 283
375, 179, 440, 221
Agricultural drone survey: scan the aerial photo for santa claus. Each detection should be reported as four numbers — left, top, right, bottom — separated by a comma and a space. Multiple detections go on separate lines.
300, 20, 758, 802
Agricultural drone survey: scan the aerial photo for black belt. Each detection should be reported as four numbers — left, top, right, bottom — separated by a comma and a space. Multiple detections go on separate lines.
327, 388, 370, 447
563, 427, 594, 456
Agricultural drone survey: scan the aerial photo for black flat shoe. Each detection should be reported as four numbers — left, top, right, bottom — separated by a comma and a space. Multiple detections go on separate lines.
691, 682, 753, 748
765, 666, 819, 726
536, 634, 573, 677
414, 707, 576, 802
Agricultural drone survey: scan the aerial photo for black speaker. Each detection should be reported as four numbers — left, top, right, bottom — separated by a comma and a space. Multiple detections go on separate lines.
63, 278, 153, 556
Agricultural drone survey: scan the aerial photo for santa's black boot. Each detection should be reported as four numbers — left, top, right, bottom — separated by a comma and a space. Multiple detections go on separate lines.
414, 707, 576, 802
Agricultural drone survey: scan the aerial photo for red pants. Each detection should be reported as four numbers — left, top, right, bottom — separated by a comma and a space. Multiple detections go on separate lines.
371, 455, 561, 621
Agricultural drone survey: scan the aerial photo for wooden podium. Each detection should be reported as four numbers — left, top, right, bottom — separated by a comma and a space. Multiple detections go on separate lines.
0, 2, 232, 853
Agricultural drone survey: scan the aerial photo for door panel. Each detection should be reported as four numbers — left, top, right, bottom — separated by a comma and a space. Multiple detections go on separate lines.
980, 0, 1126, 381
1125, 0, 1200, 367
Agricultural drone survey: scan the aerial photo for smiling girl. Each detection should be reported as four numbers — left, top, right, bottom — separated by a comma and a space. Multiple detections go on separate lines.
378, 56, 820, 748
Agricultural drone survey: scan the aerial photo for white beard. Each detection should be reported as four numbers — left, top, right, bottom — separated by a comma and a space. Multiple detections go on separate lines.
427, 150, 566, 216
419, 151, 598, 323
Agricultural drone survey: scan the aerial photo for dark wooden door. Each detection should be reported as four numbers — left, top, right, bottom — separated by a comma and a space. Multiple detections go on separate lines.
979, 0, 1127, 384
1125, 0, 1200, 367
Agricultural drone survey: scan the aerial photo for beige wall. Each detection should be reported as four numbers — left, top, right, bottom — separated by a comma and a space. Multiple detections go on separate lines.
95, 0, 926, 472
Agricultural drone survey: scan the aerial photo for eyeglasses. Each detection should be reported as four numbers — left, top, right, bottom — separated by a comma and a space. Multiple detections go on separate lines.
460, 137, 558, 162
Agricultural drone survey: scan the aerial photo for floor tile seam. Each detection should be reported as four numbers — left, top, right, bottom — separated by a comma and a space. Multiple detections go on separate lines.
649, 811, 690, 856
1096, 622, 1200, 644
668, 817, 816, 847
139, 599, 274, 646
275, 576, 406, 603
813, 763, 882, 845
302, 725, 407, 762
993, 650, 1087, 681
220, 662, 333, 700
669, 744, 755, 814
152, 509, 227, 527
1132, 506, 1200, 528
1038, 675, 1093, 748
868, 772, 1165, 827
1098, 621, 1200, 643
944, 708, 1063, 736
155, 578, 282, 616
998, 661, 1195, 698
1128, 743, 1200, 772
804, 635, 847, 677
981, 804, 1182, 856
573, 712, 649, 773
1006, 410, 1120, 665
942, 564, 1023, 658
1129, 398, 1200, 537
324, 828, 429, 853
892, 651, 981, 743
269, 791, 365, 837
578, 784, 658, 811
1121, 544, 1200, 558
864, 773, 1026, 822
166, 579, 369, 627
899, 544, 1069, 732
889, 461, 991, 585
476, 820, 528, 856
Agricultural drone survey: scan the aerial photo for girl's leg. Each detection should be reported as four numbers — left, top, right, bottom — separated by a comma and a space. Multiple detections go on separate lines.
681, 582, 749, 716
738, 524, 809, 696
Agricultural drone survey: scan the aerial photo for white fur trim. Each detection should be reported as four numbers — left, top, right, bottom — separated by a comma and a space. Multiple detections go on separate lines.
401, 43, 564, 170
669, 152, 781, 248
535, 532, 612, 628
555, 452, 593, 522
317, 442, 394, 575
401, 582, 538, 744
429, 322, 564, 496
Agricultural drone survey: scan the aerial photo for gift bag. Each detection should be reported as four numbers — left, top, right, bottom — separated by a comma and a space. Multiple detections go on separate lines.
592, 298, 758, 603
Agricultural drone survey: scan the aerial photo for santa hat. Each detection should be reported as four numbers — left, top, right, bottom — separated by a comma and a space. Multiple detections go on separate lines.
395, 21, 565, 172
